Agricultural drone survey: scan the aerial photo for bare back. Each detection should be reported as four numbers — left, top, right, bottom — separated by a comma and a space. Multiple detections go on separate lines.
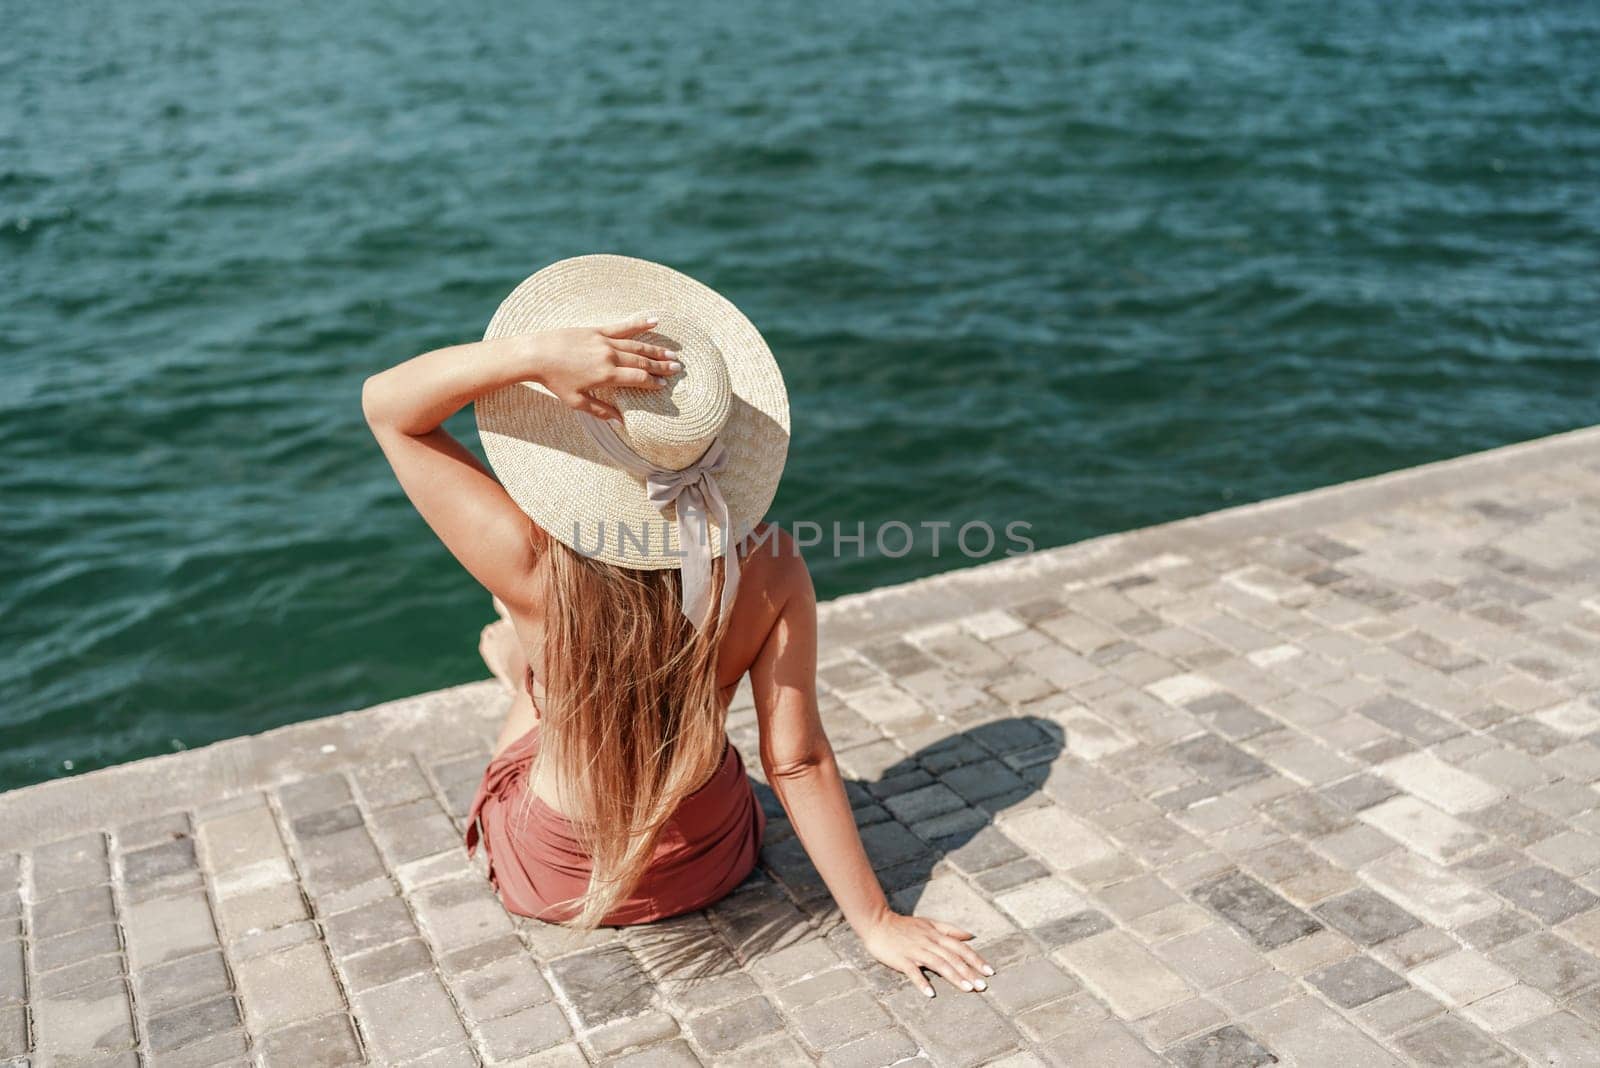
495, 523, 798, 815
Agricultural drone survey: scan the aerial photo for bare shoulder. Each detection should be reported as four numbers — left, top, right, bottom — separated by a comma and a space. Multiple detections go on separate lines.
739, 523, 815, 608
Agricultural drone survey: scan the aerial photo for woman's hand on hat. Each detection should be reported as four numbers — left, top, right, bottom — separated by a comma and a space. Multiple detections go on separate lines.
858, 909, 995, 997
523, 317, 683, 423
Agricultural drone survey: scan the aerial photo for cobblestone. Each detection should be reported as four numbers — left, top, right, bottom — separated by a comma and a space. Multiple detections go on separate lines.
1, 428, 1599, 1062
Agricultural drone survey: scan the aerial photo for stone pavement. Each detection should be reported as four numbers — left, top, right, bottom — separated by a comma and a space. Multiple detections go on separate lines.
5, 424, 1600, 1067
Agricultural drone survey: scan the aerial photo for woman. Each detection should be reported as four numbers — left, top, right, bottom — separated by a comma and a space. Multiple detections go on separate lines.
362, 255, 993, 997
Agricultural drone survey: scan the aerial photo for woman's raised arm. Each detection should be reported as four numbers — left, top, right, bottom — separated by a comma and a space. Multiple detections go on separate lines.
360, 320, 679, 612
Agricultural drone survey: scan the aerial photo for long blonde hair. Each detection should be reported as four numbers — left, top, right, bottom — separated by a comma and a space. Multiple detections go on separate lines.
519, 524, 731, 929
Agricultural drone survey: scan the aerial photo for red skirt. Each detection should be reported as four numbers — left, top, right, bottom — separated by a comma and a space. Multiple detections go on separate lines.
465, 724, 767, 926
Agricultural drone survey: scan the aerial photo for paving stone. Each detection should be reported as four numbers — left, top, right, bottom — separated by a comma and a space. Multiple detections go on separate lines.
1359, 796, 1489, 864
450, 948, 552, 1019
1397, 1014, 1520, 1066
547, 944, 654, 1029
1493, 931, 1600, 998
1193, 870, 1322, 950
685, 994, 783, 1055
818, 1027, 919, 1068
1492, 864, 1600, 924
411, 876, 516, 951
234, 941, 345, 1032
1032, 909, 1114, 948
1354, 986, 1445, 1035
1502, 1009, 1600, 1065
1155, 926, 1267, 991
1304, 955, 1406, 1009
147, 994, 241, 1053
1362, 850, 1501, 928
589, 1010, 680, 1059
1054, 929, 1192, 1018
258, 1012, 363, 1067
1165, 1024, 1277, 1068
123, 891, 217, 971
791, 989, 895, 1050
1313, 887, 1423, 945
34, 921, 121, 973
122, 836, 199, 888
31, 976, 135, 1058
1460, 983, 1557, 1033
352, 970, 469, 1063
135, 948, 230, 1015
341, 937, 434, 992
31, 834, 110, 893
476, 1000, 572, 1062
886, 978, 1022, 1066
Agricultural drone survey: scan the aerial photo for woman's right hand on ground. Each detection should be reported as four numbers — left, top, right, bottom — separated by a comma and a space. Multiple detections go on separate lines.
521, 318, 682, 422
858, 909, 995, 996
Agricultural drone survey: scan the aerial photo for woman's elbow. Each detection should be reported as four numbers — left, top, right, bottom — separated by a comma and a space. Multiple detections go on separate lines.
360, 373, 391, 428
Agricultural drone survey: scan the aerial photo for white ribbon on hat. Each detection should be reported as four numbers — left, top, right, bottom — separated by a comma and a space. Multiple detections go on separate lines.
575, 413, 740, 632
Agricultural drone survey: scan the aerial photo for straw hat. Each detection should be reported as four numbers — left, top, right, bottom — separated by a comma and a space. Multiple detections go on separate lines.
475, 254, 790, 572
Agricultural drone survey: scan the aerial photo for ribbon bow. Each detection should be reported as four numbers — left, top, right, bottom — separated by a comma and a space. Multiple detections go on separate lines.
577, 413, 740, 631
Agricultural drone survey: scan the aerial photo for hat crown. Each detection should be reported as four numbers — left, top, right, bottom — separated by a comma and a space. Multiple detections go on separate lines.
605, 316, 733, 471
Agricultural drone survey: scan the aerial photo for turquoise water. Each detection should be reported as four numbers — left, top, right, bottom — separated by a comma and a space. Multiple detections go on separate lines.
4, 1, 1597, 788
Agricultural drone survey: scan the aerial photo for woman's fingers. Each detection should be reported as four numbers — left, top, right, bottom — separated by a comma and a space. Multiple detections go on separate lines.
942, 933, 993, 979
921, 944, 983, 991
598, 316, 659, 339
612, 337, 678, 362
608, 367, 666, 390
610, 345, 681, 377
898, 962, 935, 998
572, 393, 623, 422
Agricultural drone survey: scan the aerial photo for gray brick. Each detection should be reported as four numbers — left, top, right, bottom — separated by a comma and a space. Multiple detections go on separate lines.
135, 948, 230, 1015
31, 833, 109, 893
278, 773, 353, 820
791, 990, 895, 1050
34, 950, 124, 998
147, 994, 240, 1053
1357, 696, 1461, 745
1306, 956, 1408, 1008
590, 1010, 680, 1059
234, 941, 345, 1032
1493, 932, 1600, 998
548, 944, 654, 1029
258, 1012, 363, 1067
686, 994, 783, 1054
886, 979, 1022, 1067
342, 937, 434, 992
1313, 888, 1423, 946
370, 798, 461, 864
122, 836, 198, 887
324, 894, 416, 957
1492, 865, 1600, 924
123, 891, 217, 970
353, 971, 469, 1063
1166, 1025, 1278, 1068
984, 955, 1078, 1014
34, 921, 121, 972
476, 1000, 572, 1062
32, 976, 135, 1058
411, 876, 515, 952
819, 1028, 919, 1068
32, 882, 115, 939
450, 950, 552, 1020
1397, 1016, 1519, 1067
1194, 871, 1323, 950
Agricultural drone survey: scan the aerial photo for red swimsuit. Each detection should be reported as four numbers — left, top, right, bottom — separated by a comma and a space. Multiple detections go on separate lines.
464, 682, 766, 926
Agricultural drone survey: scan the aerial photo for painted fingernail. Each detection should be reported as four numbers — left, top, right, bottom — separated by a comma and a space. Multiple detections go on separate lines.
645, 315, 659, 324
923, 987, 935, 998
652, 376, 666, 386
982, 965, 994, 976
959, 980, 972, 991
668, 361, 683, 373
974, 978, 987, 991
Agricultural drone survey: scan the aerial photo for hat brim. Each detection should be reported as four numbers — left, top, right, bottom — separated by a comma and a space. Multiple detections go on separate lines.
475, 254, 790, 569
